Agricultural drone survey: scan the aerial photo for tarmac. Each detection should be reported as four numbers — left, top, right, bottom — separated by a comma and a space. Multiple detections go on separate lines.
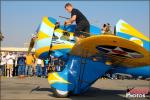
1, 76, 150, 100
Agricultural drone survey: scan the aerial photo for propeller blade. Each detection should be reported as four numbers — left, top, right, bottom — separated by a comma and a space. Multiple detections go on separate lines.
28, 36, 36, 54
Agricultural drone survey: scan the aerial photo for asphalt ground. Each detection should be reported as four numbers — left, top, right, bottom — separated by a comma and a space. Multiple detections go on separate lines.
1, 76, 150, 100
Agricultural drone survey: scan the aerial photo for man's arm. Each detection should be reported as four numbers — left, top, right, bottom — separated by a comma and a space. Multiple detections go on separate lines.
64, 15, 76, 25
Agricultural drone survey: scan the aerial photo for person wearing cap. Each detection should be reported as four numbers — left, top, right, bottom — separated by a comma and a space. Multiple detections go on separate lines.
64, 3, 90, 42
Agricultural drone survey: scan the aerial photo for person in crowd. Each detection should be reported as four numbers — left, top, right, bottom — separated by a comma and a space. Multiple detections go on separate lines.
56, 59, 64, 72
17, 54, 26, 79
14, 53, 19, 76
6, 52, 15, 78
25, 53, 34, 77
43, 58, 49, 78
35, 58, 44, 77
0, 55, 6, 76
31, 54, 36, 76
52, 65, 56, 72
101, 23, 112, 34
53, 58, 59, 72
48, 55, 54, 72
54, 58, 65, 72
12, 52, 18, 76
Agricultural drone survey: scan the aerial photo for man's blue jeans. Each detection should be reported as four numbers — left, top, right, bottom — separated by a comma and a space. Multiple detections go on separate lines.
18, 65, 25, 75
0, 65, 5, 76
42, 66, 47, 76
25, 65, 32, 76
36, 65, 42, 76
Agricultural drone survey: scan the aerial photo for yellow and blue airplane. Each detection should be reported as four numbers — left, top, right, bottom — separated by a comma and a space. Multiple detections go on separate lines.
29, 16, 150, 97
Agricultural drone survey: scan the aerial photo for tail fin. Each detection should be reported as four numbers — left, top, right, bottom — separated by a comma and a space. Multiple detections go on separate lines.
116, 19, 150, 51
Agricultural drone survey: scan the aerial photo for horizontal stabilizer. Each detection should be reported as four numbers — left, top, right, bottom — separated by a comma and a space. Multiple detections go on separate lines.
116, 19, 149, 41
116, 19, 150, 51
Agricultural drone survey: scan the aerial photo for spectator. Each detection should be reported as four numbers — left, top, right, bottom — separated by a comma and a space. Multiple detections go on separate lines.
13, 52, 18, 76
53, 58, 59, 71
53, 58, 65, 72
17, 54, 26, 78
25, 53, 34, 77
6, 52, 15, 78
0, 55, 6, 76
35, 58, 44, 77
43, 58, 49, 78
48, 55, 54, 72
101, 23, 112, 34
14, 54, 19, 76
52, 65, 56, 72
55, 59, 65, 72
31, 54, 36, 76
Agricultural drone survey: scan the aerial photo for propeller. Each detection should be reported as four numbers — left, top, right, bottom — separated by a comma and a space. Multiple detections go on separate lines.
27, 34, 36, 54
47, 22, 60, 58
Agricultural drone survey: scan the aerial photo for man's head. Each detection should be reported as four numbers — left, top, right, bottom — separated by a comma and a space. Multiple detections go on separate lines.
65, 3, 73, 13
9, 52, 13, 55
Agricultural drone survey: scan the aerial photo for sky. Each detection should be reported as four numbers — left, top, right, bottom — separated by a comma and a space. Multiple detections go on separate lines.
1, 0, 149, 47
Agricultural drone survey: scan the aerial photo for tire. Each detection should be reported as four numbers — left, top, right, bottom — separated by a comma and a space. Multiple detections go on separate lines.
52, 88, 69, 98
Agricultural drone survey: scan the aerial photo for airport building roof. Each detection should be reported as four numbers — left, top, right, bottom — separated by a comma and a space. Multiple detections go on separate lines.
1, 47, 35, 52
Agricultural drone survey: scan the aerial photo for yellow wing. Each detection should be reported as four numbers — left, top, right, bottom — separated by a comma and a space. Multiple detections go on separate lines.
71, 35, 150, 67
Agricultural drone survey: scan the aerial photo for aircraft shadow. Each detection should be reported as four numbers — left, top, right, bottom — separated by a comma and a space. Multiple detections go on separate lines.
30, 86, 53, 93
31, 86, 129, 100
44, 86, 129, 100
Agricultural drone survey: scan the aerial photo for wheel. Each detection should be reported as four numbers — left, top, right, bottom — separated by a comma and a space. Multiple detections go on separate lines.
52, 88, 69, 98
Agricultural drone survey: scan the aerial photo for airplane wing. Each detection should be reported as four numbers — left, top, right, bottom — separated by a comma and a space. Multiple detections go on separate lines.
70, 35, 150, 67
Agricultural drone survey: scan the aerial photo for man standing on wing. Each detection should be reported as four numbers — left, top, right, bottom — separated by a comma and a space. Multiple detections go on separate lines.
64, 3, 90, 42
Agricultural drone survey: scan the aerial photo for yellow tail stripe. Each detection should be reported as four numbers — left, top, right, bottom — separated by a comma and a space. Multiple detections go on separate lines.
121, 22, 150, 41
